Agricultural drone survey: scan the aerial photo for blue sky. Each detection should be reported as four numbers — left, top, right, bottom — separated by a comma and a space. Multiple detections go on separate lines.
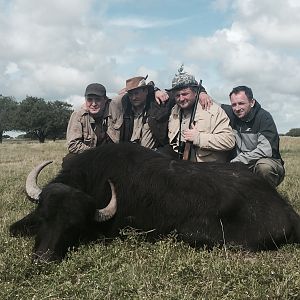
1, 0, 300, 134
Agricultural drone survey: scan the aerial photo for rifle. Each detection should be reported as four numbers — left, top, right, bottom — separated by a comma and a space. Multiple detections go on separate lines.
182, 79, 203, 161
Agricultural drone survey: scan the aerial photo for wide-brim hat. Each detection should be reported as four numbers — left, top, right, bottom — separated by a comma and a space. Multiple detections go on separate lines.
119, 75, 154, 94
166, 66, 198, 92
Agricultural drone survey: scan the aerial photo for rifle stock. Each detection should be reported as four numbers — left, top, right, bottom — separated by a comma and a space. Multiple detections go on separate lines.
182, 79, 203, 161
182, 141, 191, 160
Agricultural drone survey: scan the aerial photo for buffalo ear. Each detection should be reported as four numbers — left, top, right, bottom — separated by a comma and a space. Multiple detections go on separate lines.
9, 210, 41, 237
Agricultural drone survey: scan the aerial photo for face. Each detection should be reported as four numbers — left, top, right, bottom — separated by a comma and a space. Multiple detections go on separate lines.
174, 87, 196, 110
33, 185, 96, 262
230, 91, 255, 119
85, 95, 107, 115
128, 87, 148, 109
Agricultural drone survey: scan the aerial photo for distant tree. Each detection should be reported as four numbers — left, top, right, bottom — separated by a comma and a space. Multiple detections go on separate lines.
0, 96, 18, 143
17, 96, 49, 143
17, 96, 73, 143
286, 128, 300, 137
46, 101, 73, 141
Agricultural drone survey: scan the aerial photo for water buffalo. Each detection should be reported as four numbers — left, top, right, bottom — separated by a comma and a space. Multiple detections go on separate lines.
10, 143, 300, 262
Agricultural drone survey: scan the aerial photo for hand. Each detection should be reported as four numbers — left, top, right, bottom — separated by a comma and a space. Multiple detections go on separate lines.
183, 124, 198, 142
199, 92, 213, 110
155, 90, 169, 104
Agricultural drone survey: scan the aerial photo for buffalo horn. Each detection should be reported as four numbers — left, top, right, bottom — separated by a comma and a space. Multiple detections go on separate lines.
25, 160, 53, 203
94, 179, 117, 222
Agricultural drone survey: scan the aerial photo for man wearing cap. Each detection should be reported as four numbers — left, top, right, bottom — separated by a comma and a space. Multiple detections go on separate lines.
168, 67, 235, 162
64, 83, 111, 162
107, 76, 172, 149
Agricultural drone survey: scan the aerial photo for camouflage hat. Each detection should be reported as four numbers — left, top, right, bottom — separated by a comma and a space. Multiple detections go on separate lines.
166, 65, 198, 91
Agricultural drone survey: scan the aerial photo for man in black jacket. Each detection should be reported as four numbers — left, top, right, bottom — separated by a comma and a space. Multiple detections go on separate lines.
221, 85, 285, 187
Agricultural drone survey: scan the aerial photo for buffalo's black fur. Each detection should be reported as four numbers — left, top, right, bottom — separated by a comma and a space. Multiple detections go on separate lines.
10, 143, 300, 261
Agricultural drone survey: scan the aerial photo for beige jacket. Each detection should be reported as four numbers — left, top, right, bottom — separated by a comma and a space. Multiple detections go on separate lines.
168, 103, 235, 162
66, 103, 109, 154
107, 95, 124, 143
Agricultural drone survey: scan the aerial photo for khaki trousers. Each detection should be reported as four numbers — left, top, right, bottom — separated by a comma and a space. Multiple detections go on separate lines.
250, 158, 285, 187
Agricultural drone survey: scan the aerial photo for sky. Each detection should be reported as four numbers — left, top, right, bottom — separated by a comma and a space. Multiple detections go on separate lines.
1, 0, 300, 134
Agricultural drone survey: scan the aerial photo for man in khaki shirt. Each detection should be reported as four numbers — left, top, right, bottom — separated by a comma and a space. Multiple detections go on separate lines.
167, 67, 235, 162
63, 83, 111, 166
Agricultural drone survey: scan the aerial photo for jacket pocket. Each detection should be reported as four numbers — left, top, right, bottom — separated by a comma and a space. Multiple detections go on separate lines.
194, 118, 210, 133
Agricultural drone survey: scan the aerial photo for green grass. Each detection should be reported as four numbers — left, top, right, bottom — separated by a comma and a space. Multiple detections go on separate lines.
1, 137, 300, 299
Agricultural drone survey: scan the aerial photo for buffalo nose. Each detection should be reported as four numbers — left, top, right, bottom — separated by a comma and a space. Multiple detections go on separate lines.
32, 249, 60, 264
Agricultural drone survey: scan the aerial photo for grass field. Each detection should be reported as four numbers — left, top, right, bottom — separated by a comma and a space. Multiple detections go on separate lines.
1, 138, 300, 299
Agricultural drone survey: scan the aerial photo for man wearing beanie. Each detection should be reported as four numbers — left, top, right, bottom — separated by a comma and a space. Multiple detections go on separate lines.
168, 66, 235, 162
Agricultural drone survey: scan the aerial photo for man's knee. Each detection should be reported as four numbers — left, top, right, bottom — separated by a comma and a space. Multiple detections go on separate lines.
255, 160, 272, 175
253, 158, 285, 187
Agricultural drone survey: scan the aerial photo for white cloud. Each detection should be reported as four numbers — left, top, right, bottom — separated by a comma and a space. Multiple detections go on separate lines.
12, 0, 92, 25
107, 16, 189, 29
4, 62, 20, 75
0, 0, 138, 99
0, 0, 299, 133
172, 0, 300, 133
64, 95, 84, 109
289, 0, 300, 8
232, 0, 300, 48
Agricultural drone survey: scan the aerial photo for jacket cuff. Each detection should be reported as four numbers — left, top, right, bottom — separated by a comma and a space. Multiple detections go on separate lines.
193, 132, 201, 147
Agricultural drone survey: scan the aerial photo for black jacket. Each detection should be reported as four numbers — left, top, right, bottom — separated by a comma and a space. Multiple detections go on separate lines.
221, 102, 283, 165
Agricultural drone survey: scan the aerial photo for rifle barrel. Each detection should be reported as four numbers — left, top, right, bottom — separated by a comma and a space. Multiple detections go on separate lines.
182, 79, 203, 161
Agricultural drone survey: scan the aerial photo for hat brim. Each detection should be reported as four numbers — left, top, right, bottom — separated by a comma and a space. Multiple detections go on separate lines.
119, 84, 154, 94
85, 90, 106, 97
165, 83, 199, 92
